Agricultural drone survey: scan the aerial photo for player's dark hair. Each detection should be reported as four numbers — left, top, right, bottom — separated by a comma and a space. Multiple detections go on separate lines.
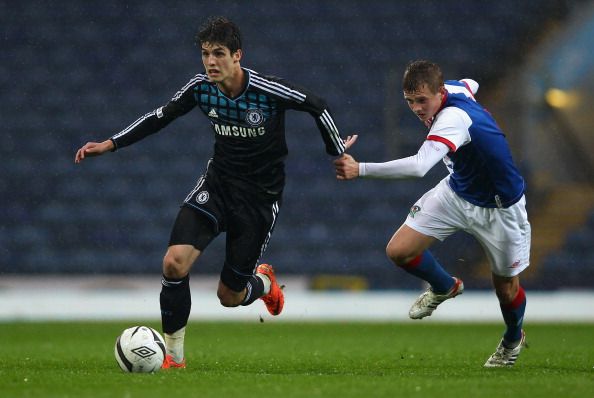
402, 60, 444, 94
196, 16, 242, 53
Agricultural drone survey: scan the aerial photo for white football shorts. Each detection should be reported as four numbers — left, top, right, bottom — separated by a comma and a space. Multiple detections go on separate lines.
404, 177, 531, 277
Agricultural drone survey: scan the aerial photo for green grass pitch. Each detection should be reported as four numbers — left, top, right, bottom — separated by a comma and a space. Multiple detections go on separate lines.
0, 321, 592, 397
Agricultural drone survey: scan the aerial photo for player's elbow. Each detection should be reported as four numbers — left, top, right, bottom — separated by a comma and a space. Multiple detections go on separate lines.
409, 169, 425, 178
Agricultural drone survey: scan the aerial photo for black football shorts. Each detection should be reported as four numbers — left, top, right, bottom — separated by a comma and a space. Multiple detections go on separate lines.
169, 164, 282, 292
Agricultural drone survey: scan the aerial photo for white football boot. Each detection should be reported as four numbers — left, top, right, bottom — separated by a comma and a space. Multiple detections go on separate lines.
484, 330, 527, 367
408, 277, 464, 319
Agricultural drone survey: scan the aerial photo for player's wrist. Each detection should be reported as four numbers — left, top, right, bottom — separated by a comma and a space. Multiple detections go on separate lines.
358, 162, 365, 177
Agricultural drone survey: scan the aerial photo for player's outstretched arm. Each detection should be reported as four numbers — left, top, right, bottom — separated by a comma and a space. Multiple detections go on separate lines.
74, 139, 114, 163
334, 153, 359, 180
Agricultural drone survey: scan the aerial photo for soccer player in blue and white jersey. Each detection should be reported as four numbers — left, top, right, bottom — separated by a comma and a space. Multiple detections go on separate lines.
75, 16, 352, 369
334, 60, 530, 367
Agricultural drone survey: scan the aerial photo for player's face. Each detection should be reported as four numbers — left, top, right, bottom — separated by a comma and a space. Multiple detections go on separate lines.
403, 84, 445, 124
201, 42, 242, 83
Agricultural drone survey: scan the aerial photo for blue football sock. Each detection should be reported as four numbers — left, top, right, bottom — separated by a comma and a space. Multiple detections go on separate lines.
401, 251, 455, 293
500, 286, 526, 345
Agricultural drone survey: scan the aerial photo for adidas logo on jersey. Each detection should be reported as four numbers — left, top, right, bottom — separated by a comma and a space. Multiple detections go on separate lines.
208, 108, 218, 118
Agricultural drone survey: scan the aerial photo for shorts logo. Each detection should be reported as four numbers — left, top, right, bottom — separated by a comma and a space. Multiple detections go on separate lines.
508, 260, 521, 269
245, 109, 264, 126
409, 205, 421, 218
196, 191, 209, 204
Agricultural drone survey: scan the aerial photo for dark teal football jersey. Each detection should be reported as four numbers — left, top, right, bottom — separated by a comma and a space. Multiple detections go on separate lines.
111, 68, 345, 193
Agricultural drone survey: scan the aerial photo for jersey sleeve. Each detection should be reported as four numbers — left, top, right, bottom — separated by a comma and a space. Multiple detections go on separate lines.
359, 140, 449, 179
427, 107, 472, 152
460, 78, 479, 95
110, 74, 204, 150
250, 73, 346, 156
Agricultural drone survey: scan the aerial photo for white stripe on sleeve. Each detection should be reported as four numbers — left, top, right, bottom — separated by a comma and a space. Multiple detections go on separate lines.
319, 110, 345, 153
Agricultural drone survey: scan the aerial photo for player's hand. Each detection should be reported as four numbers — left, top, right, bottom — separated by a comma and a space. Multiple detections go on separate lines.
74, 140, 114, 163
334, 153, 359, 180
343, 134, 358, 150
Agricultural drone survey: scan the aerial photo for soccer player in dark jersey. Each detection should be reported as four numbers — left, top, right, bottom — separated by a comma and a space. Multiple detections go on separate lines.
335, 60, 530, 367
75, 16, 354, 369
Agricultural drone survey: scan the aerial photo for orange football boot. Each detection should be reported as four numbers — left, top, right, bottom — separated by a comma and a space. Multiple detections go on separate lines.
161, 354, 186, 369
256, 263, 284, 316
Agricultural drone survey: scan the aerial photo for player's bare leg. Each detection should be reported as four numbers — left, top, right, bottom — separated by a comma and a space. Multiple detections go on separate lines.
386, 225, 435, 266
217, 280, 247, 307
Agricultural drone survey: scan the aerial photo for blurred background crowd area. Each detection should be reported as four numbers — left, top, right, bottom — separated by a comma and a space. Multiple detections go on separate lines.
2, 0, 593, 291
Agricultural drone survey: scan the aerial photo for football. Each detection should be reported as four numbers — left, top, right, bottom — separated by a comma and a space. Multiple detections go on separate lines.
114, 326, 166, 373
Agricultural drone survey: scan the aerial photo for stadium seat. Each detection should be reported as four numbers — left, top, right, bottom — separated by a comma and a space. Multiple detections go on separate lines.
2, 0, 579, 289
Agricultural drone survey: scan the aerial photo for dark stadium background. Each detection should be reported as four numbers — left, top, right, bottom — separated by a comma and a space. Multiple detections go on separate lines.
2, 0, 593, 291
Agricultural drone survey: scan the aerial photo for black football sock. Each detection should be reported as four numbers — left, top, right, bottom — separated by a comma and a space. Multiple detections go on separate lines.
160, 274, 191, 334
241, 274, 265, 306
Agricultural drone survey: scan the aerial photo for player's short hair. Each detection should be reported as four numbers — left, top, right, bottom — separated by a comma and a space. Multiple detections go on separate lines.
196, 16, 242, 53
402, 60, 443, 94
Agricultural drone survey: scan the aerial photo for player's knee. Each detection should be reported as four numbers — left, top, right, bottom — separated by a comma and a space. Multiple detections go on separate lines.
386, 242, 414, 267
162, 252, 187, 279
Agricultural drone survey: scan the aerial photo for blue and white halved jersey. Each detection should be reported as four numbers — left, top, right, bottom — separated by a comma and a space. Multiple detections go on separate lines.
111, 68, 345, 194
427, 80, 525, 208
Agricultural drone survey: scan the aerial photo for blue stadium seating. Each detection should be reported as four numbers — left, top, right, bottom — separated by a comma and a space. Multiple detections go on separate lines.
539, 209, 594, 289
1, 0, 581, 288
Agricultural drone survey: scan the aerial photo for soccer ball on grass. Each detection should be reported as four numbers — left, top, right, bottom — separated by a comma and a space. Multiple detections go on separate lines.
114, 326, 166, 373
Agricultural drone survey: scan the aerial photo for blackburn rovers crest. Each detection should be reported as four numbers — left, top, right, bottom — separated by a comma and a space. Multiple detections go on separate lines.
409, 205, 421, 218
